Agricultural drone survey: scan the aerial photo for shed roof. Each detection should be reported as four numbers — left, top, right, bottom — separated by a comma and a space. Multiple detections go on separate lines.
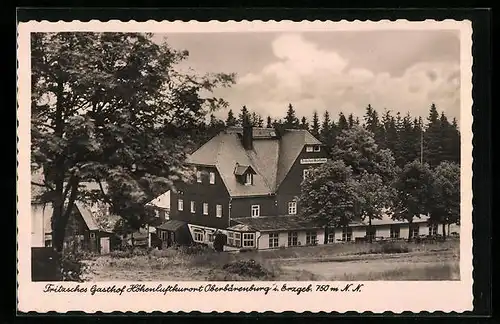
157, 219, 188, 232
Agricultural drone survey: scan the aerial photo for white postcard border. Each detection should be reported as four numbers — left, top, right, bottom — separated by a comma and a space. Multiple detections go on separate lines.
17, 19, 474, 313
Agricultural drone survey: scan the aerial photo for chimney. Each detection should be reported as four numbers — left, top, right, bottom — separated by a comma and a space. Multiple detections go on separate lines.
242, 115, 253, 150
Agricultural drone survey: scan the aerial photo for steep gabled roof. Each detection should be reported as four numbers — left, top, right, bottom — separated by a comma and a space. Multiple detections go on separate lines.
184, 127, 323, 197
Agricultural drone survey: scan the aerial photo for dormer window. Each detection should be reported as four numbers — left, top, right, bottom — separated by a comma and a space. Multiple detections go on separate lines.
313, 145, 321, 152
234, 163, 256, 186
245, 173, 254, 185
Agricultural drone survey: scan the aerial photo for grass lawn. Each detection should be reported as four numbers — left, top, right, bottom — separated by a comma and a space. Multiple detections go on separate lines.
83, 239, 460, 281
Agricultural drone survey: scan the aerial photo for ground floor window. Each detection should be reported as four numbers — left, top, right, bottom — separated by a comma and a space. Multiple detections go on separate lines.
161, 231, 168, 241
410, 224, 420, 238
288, 231, 298, 246
390, 225, 400, 239
428, 223, 438, 236
227, 232, 241, 247
207, 232, 215, 242
366, 227, 376, 241
269, 233, 279, 248
342, 227, 352, 242
305, 231, 317, 245
193, 229, 204, 243
327, 232, 335, 244
242, 233, 255, 248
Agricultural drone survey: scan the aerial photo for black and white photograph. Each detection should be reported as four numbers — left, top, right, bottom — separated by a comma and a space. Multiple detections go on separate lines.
17, 19, 473, 313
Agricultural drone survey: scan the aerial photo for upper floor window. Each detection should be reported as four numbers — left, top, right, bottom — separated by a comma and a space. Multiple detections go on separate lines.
196, 171, 202, 183
251, 205, 260, 218
288, 201, 297, 215
203, 203, 209, 215
190, 201, 196, 213
306, 146, 313, 152
209, 172, 215, 184
216, 204, 223, 218
245, 173, 253, 185
178, 199, 184, 211
303, 169, 310, 181
313, 145, 321, 152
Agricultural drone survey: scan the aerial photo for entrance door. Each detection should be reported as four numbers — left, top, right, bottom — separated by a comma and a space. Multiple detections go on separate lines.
100, 237, 110, 254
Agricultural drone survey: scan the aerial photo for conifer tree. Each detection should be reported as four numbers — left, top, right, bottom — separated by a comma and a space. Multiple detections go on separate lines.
300, 116, 309, 130
348, 113, 355, 128
266, 116, 272, 128
238, 105, 250, 127
424, 103, 444, 167
338, 112, 349, 130
320, 111, 331, 145
225, 109, 237, 127
310, 111, 320, 138
284, 103, 300, 129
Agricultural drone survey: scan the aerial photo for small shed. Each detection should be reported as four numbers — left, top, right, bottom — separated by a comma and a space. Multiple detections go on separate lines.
156, 220, 191, 248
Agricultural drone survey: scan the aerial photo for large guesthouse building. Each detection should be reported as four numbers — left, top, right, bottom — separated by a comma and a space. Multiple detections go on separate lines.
157, 124, 329, 250
155, 124, 460, 250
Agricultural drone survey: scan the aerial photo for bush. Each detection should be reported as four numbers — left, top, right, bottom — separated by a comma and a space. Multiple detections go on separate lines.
110, 248, 149, 259
373, 242, 410, 254
60, 251, 88, 282
222, 259, 274, 278
179, 244, 212, 255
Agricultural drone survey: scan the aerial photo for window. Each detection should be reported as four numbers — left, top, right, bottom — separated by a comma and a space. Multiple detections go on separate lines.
154, 209, 160, 218
209, 172, 215, 184
390, 225, 400, 239
228, 232, 241, 247
366, 227, 376, 241
242, 233, 255, 247
190, 201, 196, 213
161, 231, 168, 241
245, 173, 253, 185
428, 224, 438, 236
207, 232, 214, 242
196, 171, 202, 183
202, 203, 209, 215
288, 231, 298, 246
193, 229, 204, 242
303, 169, 310, 181
327, 232, 335, 244
306, 146, 313, 152
313, 145, 321, 152
178, 199, 184, 211
410, 224, 420, 239
251, 205, 260, 217
90, 232, 96, 239
342, 227, 352, 242
288, 201, 297, 215
269, 233, 279, 248
306, 231, 317, 245
216, 204, 223, 218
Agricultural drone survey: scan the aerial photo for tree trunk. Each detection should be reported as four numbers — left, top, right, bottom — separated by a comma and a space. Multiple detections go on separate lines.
52, 177, 79, 252
324, 225, 328, 244
368, 217, 373, 244
407, 220, 413, 242
442, 223, 447, 241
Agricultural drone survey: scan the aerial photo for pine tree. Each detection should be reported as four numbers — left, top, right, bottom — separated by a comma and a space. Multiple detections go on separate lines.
225, 109, 237, 127
284, 103, 300, 129
311, 111, 320, 138
424, 103, 444, 167
266, 116, 272, 128
320, 111, 331, 144
300, 116, 309, 130
348, 113, 355, 128
382, 109, 398, 158
257, 115, 264, 128
238, 106, 250, 127
338, 112, 349, 130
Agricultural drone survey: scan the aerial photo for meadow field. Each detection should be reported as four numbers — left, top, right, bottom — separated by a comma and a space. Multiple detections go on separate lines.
83, 239, 460, 281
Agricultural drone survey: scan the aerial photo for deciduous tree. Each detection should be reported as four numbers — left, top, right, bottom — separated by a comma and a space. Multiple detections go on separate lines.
31, 32, 235, 251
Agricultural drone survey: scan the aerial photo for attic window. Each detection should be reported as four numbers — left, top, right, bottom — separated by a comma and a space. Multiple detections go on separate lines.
313, 145, 321, 152
306, 146, 313, 152
245, 173, 253, 185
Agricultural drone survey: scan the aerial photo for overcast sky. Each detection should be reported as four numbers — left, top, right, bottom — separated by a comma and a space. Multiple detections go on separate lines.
153, 30, 461, 123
